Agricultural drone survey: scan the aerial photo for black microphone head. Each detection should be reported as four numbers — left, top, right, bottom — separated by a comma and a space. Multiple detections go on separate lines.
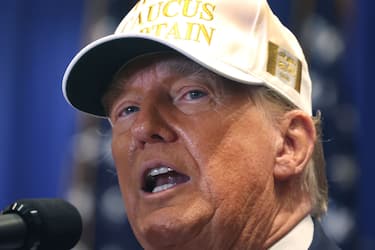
2, 198, 82, 250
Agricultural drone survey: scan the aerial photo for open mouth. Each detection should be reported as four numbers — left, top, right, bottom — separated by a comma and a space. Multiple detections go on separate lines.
142, 166, 190, 193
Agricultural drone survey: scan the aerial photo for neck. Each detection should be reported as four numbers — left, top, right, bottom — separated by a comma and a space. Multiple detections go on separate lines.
232, 188, 312, 249
264, 193, 312, 248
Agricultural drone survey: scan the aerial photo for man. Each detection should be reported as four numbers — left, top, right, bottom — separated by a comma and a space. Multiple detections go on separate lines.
63, 0, 340, 249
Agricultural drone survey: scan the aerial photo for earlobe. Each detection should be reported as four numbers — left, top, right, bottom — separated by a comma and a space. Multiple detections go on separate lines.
274, 110, 316, 181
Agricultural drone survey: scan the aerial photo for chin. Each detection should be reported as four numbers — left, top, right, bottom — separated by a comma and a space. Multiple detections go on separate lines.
131, 203, 214, 250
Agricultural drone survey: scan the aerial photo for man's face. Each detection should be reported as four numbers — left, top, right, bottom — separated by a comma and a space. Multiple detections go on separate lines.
109, 55, 280, 249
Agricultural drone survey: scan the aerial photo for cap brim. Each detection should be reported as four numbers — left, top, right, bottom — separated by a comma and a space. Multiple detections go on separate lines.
63, 33, 263, 117
63, 35, 176, 117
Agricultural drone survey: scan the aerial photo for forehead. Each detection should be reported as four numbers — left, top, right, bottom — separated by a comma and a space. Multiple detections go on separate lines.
104, 53, 226, 104
113, 53, 220, 86
102, 52, 263, 115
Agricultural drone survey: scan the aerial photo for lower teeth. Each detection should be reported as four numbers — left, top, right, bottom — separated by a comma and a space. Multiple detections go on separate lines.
152, 183, 177, 193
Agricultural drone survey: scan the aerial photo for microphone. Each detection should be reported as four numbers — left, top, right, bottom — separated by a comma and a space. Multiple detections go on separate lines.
0, 198, 82, 250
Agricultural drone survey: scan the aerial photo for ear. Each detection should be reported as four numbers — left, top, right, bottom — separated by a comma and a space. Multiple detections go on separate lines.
274, 110, 316, 181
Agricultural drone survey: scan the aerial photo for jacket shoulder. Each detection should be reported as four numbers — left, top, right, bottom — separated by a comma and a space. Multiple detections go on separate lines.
309, 218, 341, 250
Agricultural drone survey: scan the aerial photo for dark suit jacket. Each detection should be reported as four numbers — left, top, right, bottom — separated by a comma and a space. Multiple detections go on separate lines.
309, 218, 341, 250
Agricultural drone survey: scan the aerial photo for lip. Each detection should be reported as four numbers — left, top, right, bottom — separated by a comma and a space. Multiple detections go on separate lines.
140, 180, 191, 202
138, 159, 191, 195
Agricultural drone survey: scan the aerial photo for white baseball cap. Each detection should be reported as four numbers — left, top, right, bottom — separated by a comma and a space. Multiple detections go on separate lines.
63, 0, 312, 117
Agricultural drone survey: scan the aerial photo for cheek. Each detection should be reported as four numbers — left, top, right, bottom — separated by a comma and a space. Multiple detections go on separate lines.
111, 128, 136, 175
199, 111, 277, 207
206, 137, 274, 197
111, 135, 138, 212
114, 164, 140, 228
177, 114, 230, 171
111, 134, 130, 176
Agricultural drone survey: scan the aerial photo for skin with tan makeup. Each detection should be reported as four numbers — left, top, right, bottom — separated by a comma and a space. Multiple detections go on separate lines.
103, 54, 315, 250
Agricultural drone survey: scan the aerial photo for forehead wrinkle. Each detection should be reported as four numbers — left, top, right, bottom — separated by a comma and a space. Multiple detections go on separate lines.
117, 62, 161, 93
124, 57, 223, 93
166, 58, 223, 91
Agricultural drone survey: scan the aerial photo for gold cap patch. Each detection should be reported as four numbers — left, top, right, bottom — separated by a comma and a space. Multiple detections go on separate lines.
267, 41, 302, 92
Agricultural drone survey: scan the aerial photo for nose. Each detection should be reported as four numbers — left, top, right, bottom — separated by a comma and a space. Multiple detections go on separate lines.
130, 104, 177, 150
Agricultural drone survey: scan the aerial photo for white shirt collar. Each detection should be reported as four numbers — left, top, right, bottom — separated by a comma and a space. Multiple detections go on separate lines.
268, 215, 314, 250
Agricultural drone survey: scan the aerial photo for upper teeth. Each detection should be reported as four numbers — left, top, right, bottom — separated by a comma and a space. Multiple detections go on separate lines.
149, 166, 173, 177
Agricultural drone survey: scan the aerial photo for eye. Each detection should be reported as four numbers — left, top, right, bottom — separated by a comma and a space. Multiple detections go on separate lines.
172, 86, 214, 115
183, 89, 208, 101
118, 105, 140, 117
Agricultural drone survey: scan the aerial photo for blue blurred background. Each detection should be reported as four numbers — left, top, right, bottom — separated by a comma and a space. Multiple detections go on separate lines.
1, 0, 374, 249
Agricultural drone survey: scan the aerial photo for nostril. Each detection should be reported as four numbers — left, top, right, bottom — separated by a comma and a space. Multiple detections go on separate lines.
151, 134, 163, 141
